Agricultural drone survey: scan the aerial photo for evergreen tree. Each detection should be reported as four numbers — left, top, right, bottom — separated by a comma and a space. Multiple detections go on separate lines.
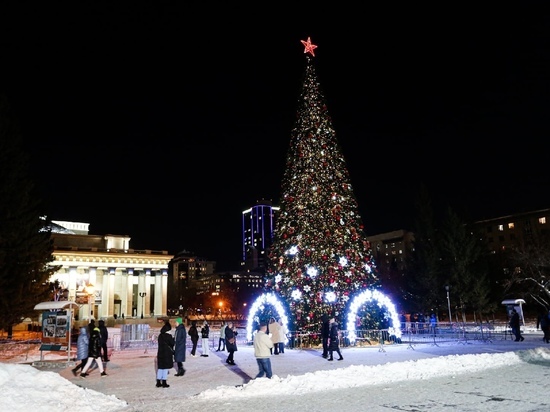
405, 185, 444, 315
0, 94, 58, 338
439, 207, 492, 322
265, 38, 379, 333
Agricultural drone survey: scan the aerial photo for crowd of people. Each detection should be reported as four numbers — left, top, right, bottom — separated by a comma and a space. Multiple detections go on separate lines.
70, 307, 542, 388
70, 313, 348, 386
70, 319, 109, 378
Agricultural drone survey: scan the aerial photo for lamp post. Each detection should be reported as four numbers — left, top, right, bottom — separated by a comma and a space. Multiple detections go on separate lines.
139, 292, 146, 319
445, 285, 452, 327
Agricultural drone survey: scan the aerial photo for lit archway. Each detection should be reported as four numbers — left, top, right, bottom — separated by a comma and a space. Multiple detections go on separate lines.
346, 289, 402, 343
246, 293, 289, 342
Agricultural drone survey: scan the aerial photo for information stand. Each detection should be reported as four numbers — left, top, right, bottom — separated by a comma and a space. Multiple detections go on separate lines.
34, 301, 78, 362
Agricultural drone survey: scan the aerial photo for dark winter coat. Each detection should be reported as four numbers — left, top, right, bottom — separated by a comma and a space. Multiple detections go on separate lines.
328, 322, 340, 350
321, 319, 330, 339
76, 326, 89, 361
510, 311, 521, 329
541, 314, 550, 330
98, 320, 108, 344
157, 329, 175, 370
174, 323, 187, 363
201, 323, 210, 338
188, 324, 199, 342
88, 327, 102, 359
225, 326, 238, 352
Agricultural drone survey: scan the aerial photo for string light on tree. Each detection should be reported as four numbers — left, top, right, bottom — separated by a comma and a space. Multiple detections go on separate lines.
265, 37, 380, 334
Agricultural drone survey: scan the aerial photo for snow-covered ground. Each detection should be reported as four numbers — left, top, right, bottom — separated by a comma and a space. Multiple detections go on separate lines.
2, 328, 550, 412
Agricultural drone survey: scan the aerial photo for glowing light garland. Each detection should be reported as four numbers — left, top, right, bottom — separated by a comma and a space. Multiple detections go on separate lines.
246, 293, 289, 342
346, 289, 402, 343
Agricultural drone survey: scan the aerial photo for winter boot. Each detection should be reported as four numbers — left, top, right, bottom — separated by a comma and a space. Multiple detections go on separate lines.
161, 380, 170, 388
156, 379, 162, 388
177, 368, 185, 376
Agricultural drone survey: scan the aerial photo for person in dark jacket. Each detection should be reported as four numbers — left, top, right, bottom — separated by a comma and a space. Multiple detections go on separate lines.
327, 317, 343, 361
200, 320, 210, 357
225, 321, 238, 365
80, 327, 107, 377
72, 326, 89, 376
98, 319, 109, 362
321, 314, 330, 358
509, 309, 524, 342
156, 320, 174, 388
188, 320, 199, 357
173, 317, 186, 376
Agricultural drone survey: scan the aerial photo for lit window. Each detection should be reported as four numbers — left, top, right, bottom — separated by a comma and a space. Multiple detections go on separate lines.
539, 217, 547, 224
498, 225, 504, 231
508, 223, 514, 229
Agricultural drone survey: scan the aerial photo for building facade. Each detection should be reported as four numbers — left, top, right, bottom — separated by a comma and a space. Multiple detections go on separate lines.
49, 221, 173, 321
241, 199, 279, 273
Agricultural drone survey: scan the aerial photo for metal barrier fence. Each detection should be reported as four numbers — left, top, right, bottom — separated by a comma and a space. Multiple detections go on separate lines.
284, 321, 521, 352
0, 321, 529, 361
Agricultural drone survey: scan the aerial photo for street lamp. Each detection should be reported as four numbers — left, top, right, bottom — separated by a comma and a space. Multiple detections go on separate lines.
445, 285, 452, 327
139, 292, 147, 319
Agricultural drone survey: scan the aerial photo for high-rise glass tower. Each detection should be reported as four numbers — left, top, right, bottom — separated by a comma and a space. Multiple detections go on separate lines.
242, 199, 279, 273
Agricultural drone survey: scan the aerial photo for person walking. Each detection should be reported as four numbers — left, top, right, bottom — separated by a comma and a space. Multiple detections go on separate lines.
200, 320, 210, 357
156, 320, 174, 388
188, 320, 199, 357
98, 319, 109, 362
216, 322, 226, 352
327, 317, 343, 361
225, 321, 238, 365
71, 326, 89, 376
253, 322, 274, 379
509, 308, 524, 342
321, 314, 330, 358
80, 326, 107, 378
173, 317, 186, 376
269, 317, 281, 355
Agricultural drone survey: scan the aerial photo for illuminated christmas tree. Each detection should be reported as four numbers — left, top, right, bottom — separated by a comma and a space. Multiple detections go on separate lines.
265, 38, 380, 333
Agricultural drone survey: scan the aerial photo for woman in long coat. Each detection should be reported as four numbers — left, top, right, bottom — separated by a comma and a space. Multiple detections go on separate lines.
156, 320, 175, 387
224, 321, 238, 365
71, 326, 89, 376
173, 318, 186, 376
269, 317, 282, 355
327, 318, 343, 361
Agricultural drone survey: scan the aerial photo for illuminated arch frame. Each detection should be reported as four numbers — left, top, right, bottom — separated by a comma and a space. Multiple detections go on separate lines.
247, 290, 401, 344
346, 289, 402, 344
246, 292, 290, 342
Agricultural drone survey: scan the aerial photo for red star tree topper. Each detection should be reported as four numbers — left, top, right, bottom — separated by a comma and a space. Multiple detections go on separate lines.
301, 36, 317, 56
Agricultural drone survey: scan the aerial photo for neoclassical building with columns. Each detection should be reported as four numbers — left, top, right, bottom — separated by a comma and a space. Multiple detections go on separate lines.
48, 220, 173, 321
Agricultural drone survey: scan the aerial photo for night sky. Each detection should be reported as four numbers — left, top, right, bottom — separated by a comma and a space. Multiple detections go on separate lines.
2, 5, 550, 271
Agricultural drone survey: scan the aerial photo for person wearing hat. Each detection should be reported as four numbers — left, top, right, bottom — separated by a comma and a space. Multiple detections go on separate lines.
253, 322, 274, 379
173, 318, 186, 376
156, 319, 175, 387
